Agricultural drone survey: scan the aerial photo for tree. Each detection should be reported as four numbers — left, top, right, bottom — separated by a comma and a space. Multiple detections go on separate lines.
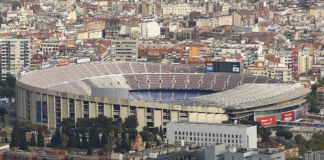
260, 127, 272, 143
19, 135, 28, 150
55, 127, 61, 145
50, 134, 56, 147
75, 130, 80, 148
295, 134, 306, 147
309, 107, 320, 114
159, 125, 164, 142
101, 132, 109, 147
10, 132, 20, 148
124, 116, 139, 129
81, 128, 87, 148
87, 143, 92, 155
102, 144, 113, 154
5, 75, 15, 88
0, 108, 8, 119
222, 120, 232, 124
114, 140, 121, 152
0, 131, 8, 142
4, 114, 9, 129
37, 127, 45, 147
62, 134, 69, 148
276, 129, 293, 140
30, 133, 36, 146
121, 139, 128, 152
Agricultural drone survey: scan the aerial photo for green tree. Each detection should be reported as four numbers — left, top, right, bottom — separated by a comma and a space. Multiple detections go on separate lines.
295, 134, 306, 147
159, 125, 164, 142
312, 133, 324, 141
37, 127, 45, 147
101, 132, 109, 147
0, 108, 8, 119
222, 120, 232, 124
124, 116, 139, 129
260, 127, 272, 143
120, 139, 128, 152
19, 135, 28, 150
276, 129, 293, 140
5, 75, 15, 88
81, 128, 87, 148
87, 143, 92, 155
30, 133, 36, 146
50, 134, 56, 147
129, 128, 137, 140
75, 130, 80, 148
4, 114, 9, 129
55, 127, 61, 145
10, 132, 20, 148
114, 140, 121, 152
62, 134, 69, 148
306, 139, 315, 150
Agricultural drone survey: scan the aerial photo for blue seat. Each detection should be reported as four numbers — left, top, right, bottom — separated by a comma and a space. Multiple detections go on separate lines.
150, 91, 160, 100
173, 91, 186, 100
130, 92, 142, 101
140, 91, 150, 101
161, 91, 173, 100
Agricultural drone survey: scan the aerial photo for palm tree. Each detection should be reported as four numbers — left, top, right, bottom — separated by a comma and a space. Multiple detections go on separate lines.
109, 130, 115, 145
117, 122, 123, 138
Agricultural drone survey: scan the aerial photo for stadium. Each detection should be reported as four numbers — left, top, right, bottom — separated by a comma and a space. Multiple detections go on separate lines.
15, 62, 310, 131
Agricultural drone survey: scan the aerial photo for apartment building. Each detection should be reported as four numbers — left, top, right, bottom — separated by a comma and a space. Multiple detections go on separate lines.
40, 40, 59, 55
0, 36, 31, 80
167, 121, 257, 148
141, 22, 160, 38
268, 64, 292, 82
83, 20, 105, 31
110, 38, 138, 62
163, 3, 191, 15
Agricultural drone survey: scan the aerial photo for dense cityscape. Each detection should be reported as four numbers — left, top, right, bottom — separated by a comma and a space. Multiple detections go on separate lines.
0, 0, 323, 159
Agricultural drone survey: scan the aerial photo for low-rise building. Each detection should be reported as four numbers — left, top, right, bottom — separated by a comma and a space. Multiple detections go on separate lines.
166, 121, 257, 148
224, 147, 285, 160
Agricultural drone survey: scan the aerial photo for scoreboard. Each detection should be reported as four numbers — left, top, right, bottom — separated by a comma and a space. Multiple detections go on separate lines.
205, 61, 241, 73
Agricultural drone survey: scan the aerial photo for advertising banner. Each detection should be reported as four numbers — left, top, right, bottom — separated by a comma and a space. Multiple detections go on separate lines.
77, 58, 90, 64
295, 108, 303, 120
42, 101, 47, 123
39, 63, 55, 69
282, 111, 294, 121
205, 62, 214, 72
58, 61, 70, 67
37, 101, 41, 122
257, 116, 276, 126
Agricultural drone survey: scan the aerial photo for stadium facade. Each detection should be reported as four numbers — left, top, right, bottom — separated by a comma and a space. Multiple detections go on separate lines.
15, 62, 310, 131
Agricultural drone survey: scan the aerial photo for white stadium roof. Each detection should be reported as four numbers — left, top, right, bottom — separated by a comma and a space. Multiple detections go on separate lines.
191, 84, 310, 109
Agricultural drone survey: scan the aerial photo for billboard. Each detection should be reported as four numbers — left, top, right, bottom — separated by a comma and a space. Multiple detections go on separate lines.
58, 61, 70, 66
77, 58, 90, 64
205, 62, 214, 72
39, 63, 55, 69
295, 108, 303, 120
256, 116, 276, 126
205, 61, 241, 73
42, 101, 47, 123
37, 101, 41, 122
282, 111, 294, 121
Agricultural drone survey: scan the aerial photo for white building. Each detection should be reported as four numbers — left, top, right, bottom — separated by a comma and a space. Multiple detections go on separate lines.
0, 36, 30, 80
166, 121, 257, 148
110, 39, 138, 62
141, 22, 160, 38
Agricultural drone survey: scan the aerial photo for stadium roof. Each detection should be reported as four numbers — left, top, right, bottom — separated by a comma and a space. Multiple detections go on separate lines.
191, 84, 310, 109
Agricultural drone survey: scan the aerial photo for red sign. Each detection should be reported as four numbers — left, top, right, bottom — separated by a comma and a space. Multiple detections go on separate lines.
58, 61, 70, 66
257, 116, 276, 126
206, 62, 213, 66
282, 111, 294, 121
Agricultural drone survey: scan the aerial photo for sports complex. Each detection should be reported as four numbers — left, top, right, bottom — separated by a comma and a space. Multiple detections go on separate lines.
15, 62, 310, 131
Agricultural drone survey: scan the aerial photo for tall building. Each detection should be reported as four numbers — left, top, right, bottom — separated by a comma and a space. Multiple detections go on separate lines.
166, 121, 257, 148
110, 38, 138, 62
0, 36, 30, 80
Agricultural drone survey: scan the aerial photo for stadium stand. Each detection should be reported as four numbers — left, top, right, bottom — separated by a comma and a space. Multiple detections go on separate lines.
212, 75, 228, 90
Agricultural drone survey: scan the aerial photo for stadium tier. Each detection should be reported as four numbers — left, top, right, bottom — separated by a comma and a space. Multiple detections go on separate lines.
15, 62, 310, 130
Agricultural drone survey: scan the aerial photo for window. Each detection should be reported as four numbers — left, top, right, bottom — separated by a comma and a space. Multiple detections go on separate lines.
205, 138, 207, 141
186, 132, 188, 135
239, 140, 242, 143
194, 132, 196, 136
213, 134, 215, 137
228, 139, 230, 143
182, 137, 184, 140
232, 135, 234, 138
179, 136, 181, 140
175, 131, 177, 135
220, 134, 222, 137
205, 133, 207, 137
194, 137, 196, 141
217, 134, 219, 137
209, 133, 211, 137
228, 134, 230, 138
217, 139, 219, 142
190, 137, 192, 140
197, 133, 199, 136
209, 138, 211, 142
224, 134, 226, 138
232, 157, 234, 160
224, 139, 226, 143
220, 139, 222, 142
232, 140, 234, 143
239, 135, 242, 138
236, 135, 238, 138
175, 136, 177, 140
213, 138, 215, 142
183, 132, 184, 135
179, 131, 181, 135
190, 132, 192, 136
